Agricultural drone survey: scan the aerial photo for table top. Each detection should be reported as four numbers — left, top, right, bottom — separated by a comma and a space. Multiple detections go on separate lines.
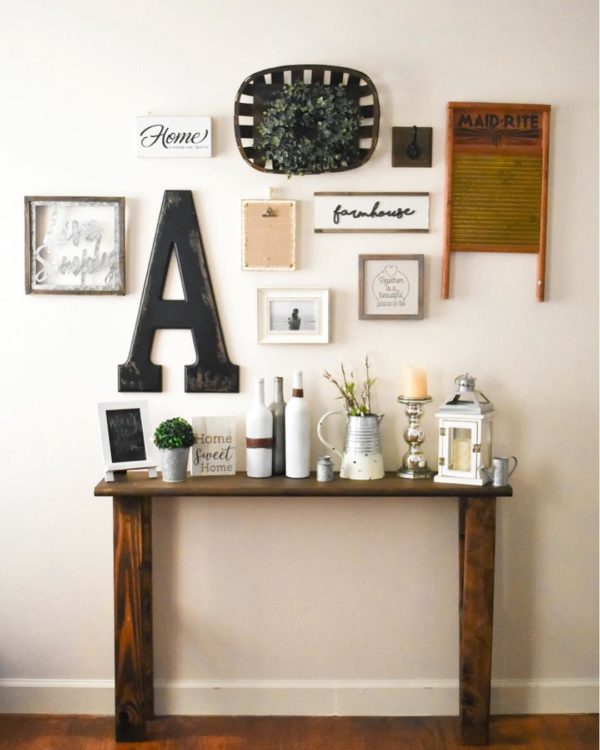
95, 472, 512, 498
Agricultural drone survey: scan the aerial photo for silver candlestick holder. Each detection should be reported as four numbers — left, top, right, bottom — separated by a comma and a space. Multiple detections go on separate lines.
397, 395, 434, 479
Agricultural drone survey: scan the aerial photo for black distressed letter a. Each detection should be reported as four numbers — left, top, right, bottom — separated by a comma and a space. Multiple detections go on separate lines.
118, 190, 239, 393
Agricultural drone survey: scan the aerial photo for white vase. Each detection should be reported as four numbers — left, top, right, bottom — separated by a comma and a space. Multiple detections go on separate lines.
285, 370, 310, 478
160, 447, 190, 482
246, 378, 273, 478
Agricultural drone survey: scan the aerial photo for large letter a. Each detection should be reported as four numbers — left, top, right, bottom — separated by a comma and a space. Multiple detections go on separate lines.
119, 191, 239, 392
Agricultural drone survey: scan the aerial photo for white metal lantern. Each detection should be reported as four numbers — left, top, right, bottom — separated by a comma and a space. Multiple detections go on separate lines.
433, 373, 495, 486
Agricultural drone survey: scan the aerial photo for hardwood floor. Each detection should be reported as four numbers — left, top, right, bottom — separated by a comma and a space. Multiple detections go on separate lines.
0, 714, 597, 750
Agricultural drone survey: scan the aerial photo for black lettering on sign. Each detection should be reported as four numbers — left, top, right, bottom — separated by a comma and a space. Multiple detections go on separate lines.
140, 123, 209, 149
455, 110, 542, 146
333, 201, 416, 225
118, 190, 239, 393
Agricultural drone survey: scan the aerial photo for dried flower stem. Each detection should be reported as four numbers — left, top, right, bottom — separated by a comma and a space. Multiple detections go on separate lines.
323, 356, 377, 416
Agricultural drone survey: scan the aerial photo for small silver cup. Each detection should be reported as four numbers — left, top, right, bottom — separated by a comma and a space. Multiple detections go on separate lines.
490, 456, 518, 486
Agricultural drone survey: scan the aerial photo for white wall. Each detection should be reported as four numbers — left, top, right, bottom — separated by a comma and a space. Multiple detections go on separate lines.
0, 0, 597, 715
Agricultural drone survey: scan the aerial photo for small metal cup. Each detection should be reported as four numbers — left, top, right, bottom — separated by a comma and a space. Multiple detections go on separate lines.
491, 456, 518, 486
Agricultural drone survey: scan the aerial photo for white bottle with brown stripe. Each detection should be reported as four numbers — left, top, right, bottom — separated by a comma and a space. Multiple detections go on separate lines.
246, 378, 273, 478
285, 370, 310, 478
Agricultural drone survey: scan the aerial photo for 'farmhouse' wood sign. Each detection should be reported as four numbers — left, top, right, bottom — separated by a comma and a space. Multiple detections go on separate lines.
314, 192, 429, 233
443, 102, 550, 301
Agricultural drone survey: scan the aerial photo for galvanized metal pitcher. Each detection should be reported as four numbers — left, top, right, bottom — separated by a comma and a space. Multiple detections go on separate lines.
317, 412, 385, 480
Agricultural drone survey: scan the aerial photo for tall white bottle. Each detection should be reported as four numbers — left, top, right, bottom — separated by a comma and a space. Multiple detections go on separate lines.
285, 370, 310, 478
246, 378, 273, 478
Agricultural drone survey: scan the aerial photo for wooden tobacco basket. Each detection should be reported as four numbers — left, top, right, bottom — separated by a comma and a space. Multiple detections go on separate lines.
234, 64, 380, 174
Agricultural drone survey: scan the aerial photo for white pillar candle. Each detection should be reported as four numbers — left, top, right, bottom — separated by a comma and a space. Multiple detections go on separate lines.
402, 366, 428, 399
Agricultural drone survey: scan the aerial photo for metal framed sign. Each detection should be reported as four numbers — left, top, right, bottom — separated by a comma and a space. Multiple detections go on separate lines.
443, 102, 551, 301
136, 116, 212, 158
25, 196, 125, 294
314, 192, 429, 233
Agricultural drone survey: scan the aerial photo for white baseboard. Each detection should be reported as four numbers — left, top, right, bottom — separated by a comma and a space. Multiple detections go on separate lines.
0, 678, 597, 716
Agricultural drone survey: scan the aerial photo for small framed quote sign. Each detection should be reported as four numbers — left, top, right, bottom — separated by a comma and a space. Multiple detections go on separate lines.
359, 254, 424, 320
191, 417, 236, 476
443, 102, 551, 301
137, 116, 212, 158
314, 192, 429, 233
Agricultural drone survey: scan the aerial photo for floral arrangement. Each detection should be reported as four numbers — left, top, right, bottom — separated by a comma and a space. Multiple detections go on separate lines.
323, 356, 377, 416
255, 81, 361, 177
153, 417, 195, 449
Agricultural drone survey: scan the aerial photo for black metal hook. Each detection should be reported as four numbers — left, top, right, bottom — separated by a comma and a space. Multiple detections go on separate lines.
406, 125, 420, 160
262, 206, 276, 218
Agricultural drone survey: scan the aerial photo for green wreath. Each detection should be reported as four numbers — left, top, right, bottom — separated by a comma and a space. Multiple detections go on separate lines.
256, 81, 361, 176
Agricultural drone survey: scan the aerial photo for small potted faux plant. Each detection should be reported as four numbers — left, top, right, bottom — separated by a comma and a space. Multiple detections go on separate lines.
153, 417, 195, 482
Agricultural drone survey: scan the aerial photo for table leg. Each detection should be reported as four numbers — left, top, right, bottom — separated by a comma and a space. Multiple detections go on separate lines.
113, 496, 154, 742
459, 496, 496, 746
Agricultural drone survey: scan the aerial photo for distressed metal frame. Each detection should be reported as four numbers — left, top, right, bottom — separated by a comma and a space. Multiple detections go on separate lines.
25, 196, 125, 294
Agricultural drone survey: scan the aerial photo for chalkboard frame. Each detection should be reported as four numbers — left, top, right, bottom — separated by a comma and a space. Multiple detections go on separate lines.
98, 401, 156, 480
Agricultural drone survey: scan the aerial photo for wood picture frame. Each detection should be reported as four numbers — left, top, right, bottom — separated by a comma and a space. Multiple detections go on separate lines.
98, 401, 157, 481
25, 196, 125, 294
257, 288, 330, 344
443, 102, 551, 301
314, 192, 429, 233
241, 199, 296, 270
359, 254, 424, 320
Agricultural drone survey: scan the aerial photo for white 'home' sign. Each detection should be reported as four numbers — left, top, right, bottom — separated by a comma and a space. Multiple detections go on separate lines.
314, 192, 429, 232
137, 116, 212, 158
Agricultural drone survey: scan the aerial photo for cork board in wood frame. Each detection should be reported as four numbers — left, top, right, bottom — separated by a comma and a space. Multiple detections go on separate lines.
443, 102, 550, 301
242, 200, 296, 270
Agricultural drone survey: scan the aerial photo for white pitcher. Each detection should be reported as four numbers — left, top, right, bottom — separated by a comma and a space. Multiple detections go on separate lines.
317, 412, 385, 480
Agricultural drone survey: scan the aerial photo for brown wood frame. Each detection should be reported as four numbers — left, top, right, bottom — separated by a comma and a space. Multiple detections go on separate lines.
442, 102, 551, 301
358, 253, 424, 320
25, 195, 126, 295
233, 64, 380, 174
95, 472, 512, 746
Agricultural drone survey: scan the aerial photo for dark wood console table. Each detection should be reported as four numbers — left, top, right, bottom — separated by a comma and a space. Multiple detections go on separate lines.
94, 472, 512, 745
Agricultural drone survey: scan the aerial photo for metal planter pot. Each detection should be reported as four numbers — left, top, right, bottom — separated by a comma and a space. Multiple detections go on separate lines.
159, 447, 190, 482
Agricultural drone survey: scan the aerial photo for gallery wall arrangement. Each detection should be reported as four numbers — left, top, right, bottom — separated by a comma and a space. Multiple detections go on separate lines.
25, 68, 552, 481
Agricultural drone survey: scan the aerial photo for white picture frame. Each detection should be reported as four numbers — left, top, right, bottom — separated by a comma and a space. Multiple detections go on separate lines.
98, 401, 157, 481
314, 192, 430, 233
257, 288, 330, 344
